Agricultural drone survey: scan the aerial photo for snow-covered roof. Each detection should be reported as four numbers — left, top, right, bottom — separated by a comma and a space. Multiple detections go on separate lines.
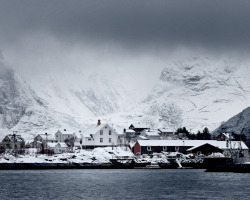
83, 123, 118, 138
136, 140, 249, 150
47, 142, 68, 148
113, 125, 126, 135
56, 130, 73, 135
138, 136, 149, 140
125, 129, 135, 133
158, 128, 175, 133
73, 131, 83, 138
186, 143, 223, 151
142, 130, 160, 136
25, 140, 33, 144
222, 133, 234, 139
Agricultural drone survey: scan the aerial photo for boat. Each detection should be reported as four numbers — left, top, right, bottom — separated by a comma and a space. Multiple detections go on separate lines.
145, 163, 161, 169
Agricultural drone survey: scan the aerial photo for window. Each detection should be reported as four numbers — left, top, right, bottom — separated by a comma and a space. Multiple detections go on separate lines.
100, 130, 103, 135
100, 138, 103, 143
88, 139, 91, 141
175, 146, 179, 151
109, 138, 112, 143
109, 130, 112, 135
163, 146, 167, 151
147, 146, 151, 151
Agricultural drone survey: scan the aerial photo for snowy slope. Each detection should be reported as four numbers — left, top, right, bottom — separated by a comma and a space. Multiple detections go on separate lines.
212, 107, 250, 137
0, 61, 82, 139
116, 57, 250, 132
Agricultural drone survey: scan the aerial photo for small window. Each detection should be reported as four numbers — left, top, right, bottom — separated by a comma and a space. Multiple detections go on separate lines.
109, 130, 112, 135
147, 146, 151, 151
88, 139, 91, 141
109, 138, 112, 143
100, 130, 103, 135
163, 146, 167, 151
100, 138, 103, 143
175, 146, 179, 151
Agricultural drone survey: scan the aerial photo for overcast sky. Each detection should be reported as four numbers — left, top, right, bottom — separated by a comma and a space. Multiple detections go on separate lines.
1, 0, 250, 89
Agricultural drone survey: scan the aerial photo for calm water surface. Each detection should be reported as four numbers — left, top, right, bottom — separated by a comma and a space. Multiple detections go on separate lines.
0, 169, 249, 200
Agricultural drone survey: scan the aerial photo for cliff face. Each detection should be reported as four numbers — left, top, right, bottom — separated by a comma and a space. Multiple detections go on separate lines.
0, 62, 36, 129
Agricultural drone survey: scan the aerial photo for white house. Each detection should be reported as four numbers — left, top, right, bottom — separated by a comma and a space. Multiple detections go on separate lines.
47, 142, 68, 154
55, 130, 73, 142
82, 120, 119, 148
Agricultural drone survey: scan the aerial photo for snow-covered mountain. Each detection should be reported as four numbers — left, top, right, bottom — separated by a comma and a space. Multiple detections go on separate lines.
0, 61, 82, 139
118, 57, 250, 132
1, 56, 250, 139
212, 107, 250, 147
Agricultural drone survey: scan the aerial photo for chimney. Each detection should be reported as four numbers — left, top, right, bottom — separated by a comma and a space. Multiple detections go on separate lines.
97, 119, 101, 126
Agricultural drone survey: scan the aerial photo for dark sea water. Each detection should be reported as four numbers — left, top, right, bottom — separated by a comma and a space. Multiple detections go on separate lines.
0, 169, 250, 200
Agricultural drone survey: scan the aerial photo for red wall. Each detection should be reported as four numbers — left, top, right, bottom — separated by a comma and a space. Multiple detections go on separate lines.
134, 142, 141, 154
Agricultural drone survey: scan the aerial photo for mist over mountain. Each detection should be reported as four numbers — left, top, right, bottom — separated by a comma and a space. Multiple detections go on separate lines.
0, 56, 250, 139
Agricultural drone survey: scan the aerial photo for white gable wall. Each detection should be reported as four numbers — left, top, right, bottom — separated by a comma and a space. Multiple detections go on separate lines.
82, 124, 119, 147
93, 124, 118, 146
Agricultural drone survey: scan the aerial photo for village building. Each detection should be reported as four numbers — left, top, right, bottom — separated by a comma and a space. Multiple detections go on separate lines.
55, 130, 73, 142
216, 133, 234, 141
31, 134, 57, 149
123, 129, 137, 143
139, 129, 161, 140
82, 120, 119, 149
129, 123, 150, 135
0, 134, 25, 152
132, 140, 249, 156
46, 142, 69, 154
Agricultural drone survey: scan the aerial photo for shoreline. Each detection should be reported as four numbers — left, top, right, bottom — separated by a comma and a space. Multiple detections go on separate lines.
0, 163, 134, 170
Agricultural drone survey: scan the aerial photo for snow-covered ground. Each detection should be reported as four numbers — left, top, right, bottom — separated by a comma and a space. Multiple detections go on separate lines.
0, 147, 134, 164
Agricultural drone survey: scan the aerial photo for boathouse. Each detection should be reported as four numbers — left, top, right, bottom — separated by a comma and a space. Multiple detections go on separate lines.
186, 143, 223, 156
133, 140, 249, 156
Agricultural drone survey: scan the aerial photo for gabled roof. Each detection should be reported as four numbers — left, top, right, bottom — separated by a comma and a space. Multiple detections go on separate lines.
83, 123, 118, 138
55, 130, 73, 135
186, 143, 223, 152
47, 142, 68, 148
4, 134, 24, 142
136, 140, 249, 150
